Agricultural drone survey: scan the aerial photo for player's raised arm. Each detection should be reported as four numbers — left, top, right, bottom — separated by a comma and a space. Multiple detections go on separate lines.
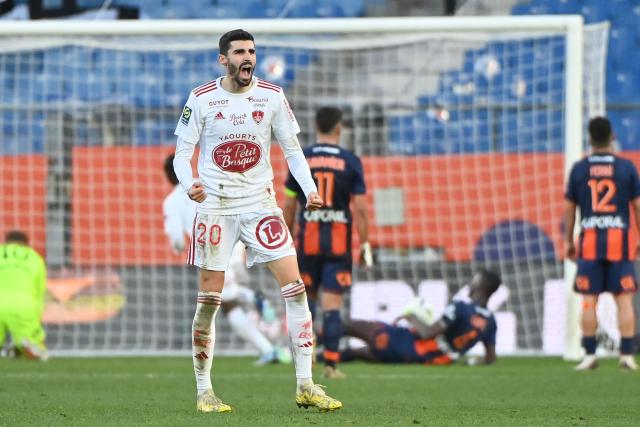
279, 134, 322, 210
271, 90, 321, 210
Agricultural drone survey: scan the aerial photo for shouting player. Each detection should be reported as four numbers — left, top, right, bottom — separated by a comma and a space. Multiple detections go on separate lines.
565, 116, 640, 371
162, 154, 283, 366
339, 269, 500, 366
283, 106, 372, 379
173, 29, 341, 413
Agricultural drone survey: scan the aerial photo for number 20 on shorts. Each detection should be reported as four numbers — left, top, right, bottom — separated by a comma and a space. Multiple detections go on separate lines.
196, 223, 221, 246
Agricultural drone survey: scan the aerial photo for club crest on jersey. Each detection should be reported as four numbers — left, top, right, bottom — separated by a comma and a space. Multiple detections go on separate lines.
213, 140, 261, 172
252, 110, 264, 124
181, 106, 192, 125
255, 216, 289, 249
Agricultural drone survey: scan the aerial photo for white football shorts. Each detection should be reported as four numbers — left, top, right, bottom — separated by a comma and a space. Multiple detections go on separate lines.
187, 208, 296, 270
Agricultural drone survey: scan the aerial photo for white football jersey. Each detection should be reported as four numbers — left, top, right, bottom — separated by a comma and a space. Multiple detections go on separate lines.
163, 185, 196, 253
174, 76, 300, 214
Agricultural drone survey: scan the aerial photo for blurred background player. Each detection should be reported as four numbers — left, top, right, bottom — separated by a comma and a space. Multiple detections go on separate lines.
564, 116, 640, 371
339, 269, 500, 366
0, 230, 48, 360
283, 106, 372, 379
173, 29, 341, 413
163, 154, 282, 366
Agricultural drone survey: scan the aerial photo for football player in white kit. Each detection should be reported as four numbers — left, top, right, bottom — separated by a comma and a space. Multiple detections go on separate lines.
163, 155, 283, 366
172, 29, 342, 413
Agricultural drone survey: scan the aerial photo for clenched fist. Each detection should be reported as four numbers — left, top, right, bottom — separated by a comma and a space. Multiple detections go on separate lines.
188, 182, 207, 203
306, 192, 323, 211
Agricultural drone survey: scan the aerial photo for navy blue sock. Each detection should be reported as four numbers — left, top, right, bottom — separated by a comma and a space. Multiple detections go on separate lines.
620, 337, 634, 355
322, 310, 342, 367
582, 336, 597, 355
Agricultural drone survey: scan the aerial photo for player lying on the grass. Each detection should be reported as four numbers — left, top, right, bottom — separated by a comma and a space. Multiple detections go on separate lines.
339, 269, 500, 365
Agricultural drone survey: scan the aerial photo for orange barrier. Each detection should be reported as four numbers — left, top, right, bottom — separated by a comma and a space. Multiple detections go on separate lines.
0, 155, 47, 257
70, 147, 640, 264
72, 146, 179, 265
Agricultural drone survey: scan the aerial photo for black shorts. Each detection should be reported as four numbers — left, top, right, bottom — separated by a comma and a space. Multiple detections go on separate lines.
298, 254, 352, 296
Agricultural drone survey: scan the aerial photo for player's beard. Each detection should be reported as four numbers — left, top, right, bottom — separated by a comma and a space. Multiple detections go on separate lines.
228, 61, 253, 87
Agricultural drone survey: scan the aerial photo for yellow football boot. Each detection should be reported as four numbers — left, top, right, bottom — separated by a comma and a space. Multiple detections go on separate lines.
296, 384, 342, 412
196, 389, 232, 413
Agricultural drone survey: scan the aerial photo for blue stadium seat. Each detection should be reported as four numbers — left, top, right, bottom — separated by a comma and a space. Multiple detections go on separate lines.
338, 0, 364, 17
581, 1, 608, 24
287, 0, 317, 18
609, 110, 640, 150
608, 28, 635, 73
608, 1, 638, 28
266, 0, 288, 8
196, 4, 248, 19
607, 72, 640, 104
417, 95, 452, 110
134, 120, 177, 146
506, 110, 562, 152
316, 3, 345, 18
511, 3, 532, 15
555, 0, 582, 15
0, 111, 45, 154
388, 114, 418, 155
244, 1, 282, 18
414, 112, 447, 154
76, 0, 104, 7
529, 0, 558, 13
527, 1, 553, 15
437, 70, 476, 105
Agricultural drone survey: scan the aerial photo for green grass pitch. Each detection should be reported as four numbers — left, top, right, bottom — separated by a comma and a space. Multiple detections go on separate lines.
1, 356, 638, 426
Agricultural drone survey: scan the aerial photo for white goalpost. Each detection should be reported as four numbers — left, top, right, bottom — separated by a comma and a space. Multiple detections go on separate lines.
0, 16, 607, 356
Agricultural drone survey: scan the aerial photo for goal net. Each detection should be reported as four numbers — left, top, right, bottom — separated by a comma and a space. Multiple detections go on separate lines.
0, 18, 607, 356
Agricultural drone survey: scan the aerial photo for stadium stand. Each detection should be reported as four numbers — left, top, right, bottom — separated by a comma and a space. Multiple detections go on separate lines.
2, 0, 636, 155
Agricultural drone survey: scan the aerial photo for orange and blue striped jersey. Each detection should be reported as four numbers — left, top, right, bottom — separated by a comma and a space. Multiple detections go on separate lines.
565, 154, 640, 261
441, 300, 497, 354
285, 143, 366, 258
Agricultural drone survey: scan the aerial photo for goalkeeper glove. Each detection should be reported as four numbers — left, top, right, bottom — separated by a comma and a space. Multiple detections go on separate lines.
360, 242, 373, 268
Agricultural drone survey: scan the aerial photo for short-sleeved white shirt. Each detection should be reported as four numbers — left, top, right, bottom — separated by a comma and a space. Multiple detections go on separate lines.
174, 76, 300, 214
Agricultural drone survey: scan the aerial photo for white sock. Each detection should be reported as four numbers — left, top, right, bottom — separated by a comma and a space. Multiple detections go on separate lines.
227, 305, 274, 355
192, 291, 221, 393
281, 279, 313, 386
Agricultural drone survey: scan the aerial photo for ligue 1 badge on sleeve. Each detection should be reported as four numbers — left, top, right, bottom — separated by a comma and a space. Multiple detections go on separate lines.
252, 110, 264, 125
181, 106, 192, 125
